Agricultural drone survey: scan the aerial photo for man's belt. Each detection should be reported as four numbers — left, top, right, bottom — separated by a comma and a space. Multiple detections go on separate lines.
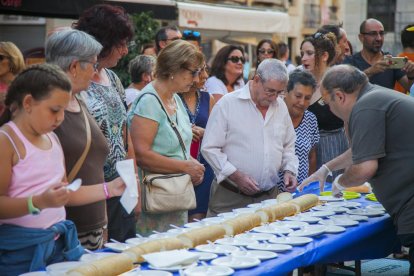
219, 179, 274, 198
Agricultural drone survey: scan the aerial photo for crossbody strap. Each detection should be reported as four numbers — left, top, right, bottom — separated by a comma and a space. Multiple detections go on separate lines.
67, 102, 91, 183
135, 92, 188, 160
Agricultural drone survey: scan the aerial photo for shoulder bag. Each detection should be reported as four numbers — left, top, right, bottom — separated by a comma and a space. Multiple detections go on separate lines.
136, 92, 196, 214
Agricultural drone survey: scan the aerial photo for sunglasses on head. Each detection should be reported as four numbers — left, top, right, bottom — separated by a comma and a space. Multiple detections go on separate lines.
258, 48, 275, 55
312, 32, 326, 40
227, 56, 245, 64
183, 30, 201, 38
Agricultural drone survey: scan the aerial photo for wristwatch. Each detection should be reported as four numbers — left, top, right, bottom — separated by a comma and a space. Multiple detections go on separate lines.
27, 196, 40, 215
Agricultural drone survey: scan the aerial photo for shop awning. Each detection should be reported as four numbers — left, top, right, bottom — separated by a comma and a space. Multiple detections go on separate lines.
177, 2, 289, 34
0, 0, 176, 20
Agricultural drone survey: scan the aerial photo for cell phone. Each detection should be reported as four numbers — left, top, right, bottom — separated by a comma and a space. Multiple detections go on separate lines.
384, 57, 408, 69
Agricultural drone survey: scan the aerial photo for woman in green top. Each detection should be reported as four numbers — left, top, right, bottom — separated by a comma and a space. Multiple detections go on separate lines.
128, 40, 205, 235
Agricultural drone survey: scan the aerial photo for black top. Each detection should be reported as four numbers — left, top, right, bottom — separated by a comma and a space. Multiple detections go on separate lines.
308, 98, 344, 131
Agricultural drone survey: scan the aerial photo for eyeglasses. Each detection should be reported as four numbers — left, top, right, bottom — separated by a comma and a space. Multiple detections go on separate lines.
258, 49, 275, 55
360, 31, 386, 37
183, 30, 201, 39
183, 67, 202, 77
257, 73, 285, 96
80, 60, 99, 71
227, 56, 246, 64
313, 32, 326, 40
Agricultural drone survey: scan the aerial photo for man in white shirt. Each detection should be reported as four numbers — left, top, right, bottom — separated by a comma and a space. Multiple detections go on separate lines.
201, 59, 299, 216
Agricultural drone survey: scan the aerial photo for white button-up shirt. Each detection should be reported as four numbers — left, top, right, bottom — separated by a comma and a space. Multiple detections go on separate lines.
201, 82, 298, 191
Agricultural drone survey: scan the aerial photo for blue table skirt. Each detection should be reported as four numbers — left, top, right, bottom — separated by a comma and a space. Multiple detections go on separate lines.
106, 182, 401, 275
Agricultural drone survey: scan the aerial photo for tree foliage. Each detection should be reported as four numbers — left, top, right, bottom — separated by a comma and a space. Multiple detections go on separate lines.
113, 11, 159, 87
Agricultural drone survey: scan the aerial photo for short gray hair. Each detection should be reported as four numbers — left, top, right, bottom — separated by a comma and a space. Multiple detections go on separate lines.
129, 55, 156, 83
322, 65, 368, 98
256, 58, 288, 83
45, 29, 102, 71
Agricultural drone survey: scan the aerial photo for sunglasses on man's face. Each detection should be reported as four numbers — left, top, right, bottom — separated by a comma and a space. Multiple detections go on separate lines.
227, 56, 245, 64
258, 49, 275, 55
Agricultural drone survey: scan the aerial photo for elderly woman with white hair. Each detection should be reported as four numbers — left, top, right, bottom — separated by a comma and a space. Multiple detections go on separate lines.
46, 29, 126, 250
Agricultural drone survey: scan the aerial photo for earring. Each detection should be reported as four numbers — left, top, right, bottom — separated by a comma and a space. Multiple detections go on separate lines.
171, 75, 174, 80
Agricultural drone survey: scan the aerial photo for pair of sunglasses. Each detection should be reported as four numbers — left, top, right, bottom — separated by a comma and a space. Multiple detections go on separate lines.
227, 56, 246, 64
258, 49, 275, 55
183, 30, 201, 38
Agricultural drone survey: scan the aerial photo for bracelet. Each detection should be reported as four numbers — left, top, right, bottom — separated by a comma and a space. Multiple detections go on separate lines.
27, 196, 40, 215
332, 174, 346, 191
322, 164, 333, 176
103, 182, 110, 199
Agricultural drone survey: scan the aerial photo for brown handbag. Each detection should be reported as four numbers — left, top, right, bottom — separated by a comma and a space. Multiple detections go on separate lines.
137, 93, 196, 214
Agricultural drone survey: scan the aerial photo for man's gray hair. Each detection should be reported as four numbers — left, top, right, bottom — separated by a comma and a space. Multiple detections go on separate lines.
45, 29, 102, 71
129, 55, 156, 84
256, 58, 288, 83
322, 65, 368, 98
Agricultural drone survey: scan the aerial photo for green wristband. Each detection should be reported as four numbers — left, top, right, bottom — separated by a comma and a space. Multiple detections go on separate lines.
28, 196, 40, 215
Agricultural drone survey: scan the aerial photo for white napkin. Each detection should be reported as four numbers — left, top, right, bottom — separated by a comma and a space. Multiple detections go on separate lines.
116, 159, 138, 214
143, 250, 199, 268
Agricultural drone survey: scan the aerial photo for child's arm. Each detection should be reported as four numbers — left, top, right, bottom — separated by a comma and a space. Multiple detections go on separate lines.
0, 134, 69, 219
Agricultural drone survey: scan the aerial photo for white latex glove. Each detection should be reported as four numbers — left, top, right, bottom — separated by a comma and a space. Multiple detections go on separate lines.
331, 174, 345, 197
298, 164, 332, 192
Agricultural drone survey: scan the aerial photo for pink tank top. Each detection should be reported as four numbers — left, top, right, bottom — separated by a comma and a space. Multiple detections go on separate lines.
0, 121, 66, 229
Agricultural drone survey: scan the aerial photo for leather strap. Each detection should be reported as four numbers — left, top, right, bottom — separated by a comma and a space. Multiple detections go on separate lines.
67, 102, 91, 183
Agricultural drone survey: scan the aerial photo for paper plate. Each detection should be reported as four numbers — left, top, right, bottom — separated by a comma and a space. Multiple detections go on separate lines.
166, 228, 190, 235
366, 204, 386, 211
320, 191, 361, 200
346, 208, 385, 217
126, 237, 151, 246
211, 256, 261, 269
288, 225, 326, 237
149, 232, 177, 239
231, 250, 278, 260
184, 221, 209, 229
324, 225, 346, 234
122, 269, 173, 276
232, 207, 256, 215
217, 212, 238, 219
202, 217, 226, 224
235, 232, 275, 241
80, 252, 118, 262
262, 199, 278, 205
312, 205, 349, 213
306, 210, 336, 217
318, 218, 359, 227
252, 225, 293, 235
270, 220, 309, 230
269, 236, 313, 246
184, 265, 234, 276
148, 263, 197, 272
330, 214, 368, 221
365, 193, 378, 201
215, 237, 258, 247
247, 202, 265, 209
326, 201, 361, 208
46, 261, 82, 273
104, 242, 130, 252
195, 244, 240, 255
195, 252, 218, 261
246, 243, 292, 252
284, 214, 321, 224
19, 272, 48, 276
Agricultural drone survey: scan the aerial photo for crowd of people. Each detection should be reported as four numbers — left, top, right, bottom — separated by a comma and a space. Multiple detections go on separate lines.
0, 3, 414, 274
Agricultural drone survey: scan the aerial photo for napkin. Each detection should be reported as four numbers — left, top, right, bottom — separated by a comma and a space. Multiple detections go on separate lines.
143, 250, 199, 268
116, 159, 138, 214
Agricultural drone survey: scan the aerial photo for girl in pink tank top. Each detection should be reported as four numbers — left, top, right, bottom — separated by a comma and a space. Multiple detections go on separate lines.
0, 64, 85, 274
